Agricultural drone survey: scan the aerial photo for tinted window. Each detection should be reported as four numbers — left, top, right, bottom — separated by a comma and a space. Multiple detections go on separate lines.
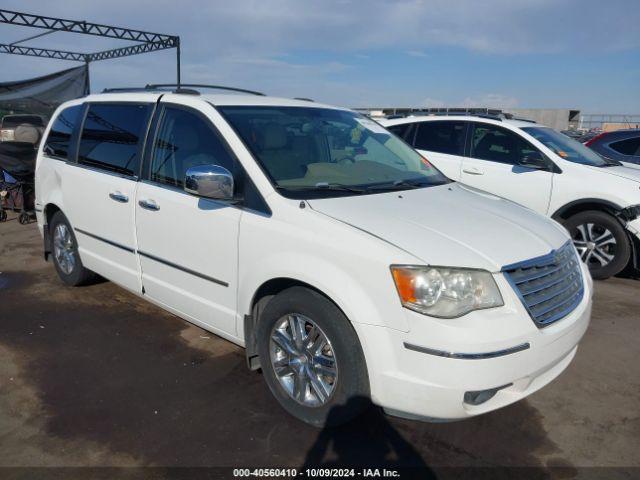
610, 137, 640, 156
414, 121, 466, 155
150, 106, 236, 188
388, 123, 416, 143
472, 124, 537, 164
43, 105, 82, 159
522, 126, 609, 166
78, 103, 151, 176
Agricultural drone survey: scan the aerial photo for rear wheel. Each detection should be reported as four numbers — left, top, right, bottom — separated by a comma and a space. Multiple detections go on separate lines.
564, 210, 631, 280
256, 286, 369, 427
50, 211, 97, 286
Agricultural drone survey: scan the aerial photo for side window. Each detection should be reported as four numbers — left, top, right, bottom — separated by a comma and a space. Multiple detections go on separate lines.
609, 137, 640, 156
414, 121, 466, 155
388, 123, 416, 143
44, 105, 83, 159
78, 103, 151, 176
150, 106, 236, 188
471, 123, 537, 165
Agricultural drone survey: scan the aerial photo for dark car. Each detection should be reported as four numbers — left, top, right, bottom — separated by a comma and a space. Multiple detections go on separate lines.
585, 129, 640, 165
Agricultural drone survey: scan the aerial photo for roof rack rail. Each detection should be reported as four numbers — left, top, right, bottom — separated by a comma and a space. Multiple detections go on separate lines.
511, 116, 536, 123
101, 84, 266, 96
294, 97, 314, 102
386, 111, 503, 121
146, 83, 266, 96
102, 87, 157, 93
101, 86, 200, 94
476, 113, 502, 121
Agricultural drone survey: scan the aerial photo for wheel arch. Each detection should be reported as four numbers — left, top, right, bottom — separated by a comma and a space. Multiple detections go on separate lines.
44, 202, 63, 225
42, 202, 63, 260
551, 198, 624, 222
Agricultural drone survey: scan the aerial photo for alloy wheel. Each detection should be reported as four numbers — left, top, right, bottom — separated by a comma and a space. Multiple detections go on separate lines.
269, 313, 338, 407
573, 222, 617, 267
53, 223, 76, 275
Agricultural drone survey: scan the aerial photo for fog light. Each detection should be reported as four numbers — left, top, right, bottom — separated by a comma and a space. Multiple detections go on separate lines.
464, 383, 512, 406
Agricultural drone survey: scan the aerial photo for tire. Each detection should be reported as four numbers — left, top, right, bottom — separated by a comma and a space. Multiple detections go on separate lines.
563, 210, 631, 280
256, 286, 370, 427
49, 211, 98, 286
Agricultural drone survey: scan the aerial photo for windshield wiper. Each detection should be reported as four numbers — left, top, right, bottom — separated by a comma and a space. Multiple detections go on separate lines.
275, 183, 366, 193
364, 179, 431, 192
600, 160, 623, 167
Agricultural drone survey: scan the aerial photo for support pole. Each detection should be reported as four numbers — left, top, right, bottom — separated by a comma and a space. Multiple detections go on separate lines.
176, 38, 181, 89
84, 60, 91, 95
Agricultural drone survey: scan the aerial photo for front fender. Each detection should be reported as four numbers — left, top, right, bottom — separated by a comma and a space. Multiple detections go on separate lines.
238, 251, 410, 337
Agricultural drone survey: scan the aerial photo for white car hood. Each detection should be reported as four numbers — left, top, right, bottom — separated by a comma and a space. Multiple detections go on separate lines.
308, 183, 569, 272
585, 164, 640, 182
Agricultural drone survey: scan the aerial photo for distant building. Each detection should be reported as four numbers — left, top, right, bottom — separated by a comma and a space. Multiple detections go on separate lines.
505, 109, 581, 131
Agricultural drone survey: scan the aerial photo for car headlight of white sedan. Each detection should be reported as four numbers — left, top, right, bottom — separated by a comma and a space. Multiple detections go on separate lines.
391, 266, 504, 318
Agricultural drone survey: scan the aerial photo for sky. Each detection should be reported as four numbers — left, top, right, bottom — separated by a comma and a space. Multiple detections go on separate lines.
1, 0, 639, 113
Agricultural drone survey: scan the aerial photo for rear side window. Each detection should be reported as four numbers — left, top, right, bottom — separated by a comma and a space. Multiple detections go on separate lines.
471, 123, 537, 165
388, 123, 416, 143
149, 106, 236, 188
609, 137, 640, 156
78, 103, 151, 176
43, 105, 82, 159
414, 121, 466, 155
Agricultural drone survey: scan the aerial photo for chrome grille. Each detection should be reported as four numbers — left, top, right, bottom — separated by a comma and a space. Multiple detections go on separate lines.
503, 242, 584, 327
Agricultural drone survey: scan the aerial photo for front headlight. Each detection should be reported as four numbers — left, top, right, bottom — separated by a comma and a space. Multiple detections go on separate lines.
390, 265, 503, 318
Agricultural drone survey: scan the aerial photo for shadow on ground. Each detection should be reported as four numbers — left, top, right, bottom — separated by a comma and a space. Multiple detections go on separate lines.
0, 270, 563, 471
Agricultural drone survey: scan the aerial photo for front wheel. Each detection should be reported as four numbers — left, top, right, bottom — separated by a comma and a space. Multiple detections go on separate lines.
256, 287, 370, 427
564, 210, 631, 280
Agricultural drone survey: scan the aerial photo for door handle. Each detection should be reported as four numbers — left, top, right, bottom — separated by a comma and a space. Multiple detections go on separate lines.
109, 191, 129, 203
462, 167, 484, 175
138, 199, 160, 211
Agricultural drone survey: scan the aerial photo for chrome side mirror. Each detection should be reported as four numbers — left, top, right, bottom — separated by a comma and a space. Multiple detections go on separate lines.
184, 164, 234, 201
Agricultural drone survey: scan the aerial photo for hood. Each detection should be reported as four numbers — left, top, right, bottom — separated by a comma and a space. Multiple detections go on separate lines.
584, 164, 640, 183
308, 183, 569, 272
620, 161, 640, 172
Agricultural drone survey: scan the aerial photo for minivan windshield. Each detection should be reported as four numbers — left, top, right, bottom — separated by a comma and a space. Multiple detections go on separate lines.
217, 106, 450, 198
522, 126, 619, 167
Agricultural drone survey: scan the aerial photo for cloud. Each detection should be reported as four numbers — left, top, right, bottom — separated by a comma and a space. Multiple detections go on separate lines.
423, 98, 447, 108
0, 0, 638, 111
461, 93, 520, 109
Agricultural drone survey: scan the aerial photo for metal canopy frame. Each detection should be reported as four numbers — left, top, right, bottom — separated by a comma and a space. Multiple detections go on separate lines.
0, 9, 181, 88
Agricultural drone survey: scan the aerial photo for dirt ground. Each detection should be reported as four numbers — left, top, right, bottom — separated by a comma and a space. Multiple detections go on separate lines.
0, 212, 638, 477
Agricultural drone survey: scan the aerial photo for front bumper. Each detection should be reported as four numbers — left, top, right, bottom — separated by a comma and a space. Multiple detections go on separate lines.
357, 264, 593, 421
627, 218, 640, 238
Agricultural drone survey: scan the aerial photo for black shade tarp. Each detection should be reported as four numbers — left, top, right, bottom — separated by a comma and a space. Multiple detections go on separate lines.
0, 142, 36, 182
0, 65, 89, 119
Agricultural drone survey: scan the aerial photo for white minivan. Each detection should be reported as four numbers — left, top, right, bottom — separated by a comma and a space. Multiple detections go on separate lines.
35, 87, 592, 426
381, 115, 640, 280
